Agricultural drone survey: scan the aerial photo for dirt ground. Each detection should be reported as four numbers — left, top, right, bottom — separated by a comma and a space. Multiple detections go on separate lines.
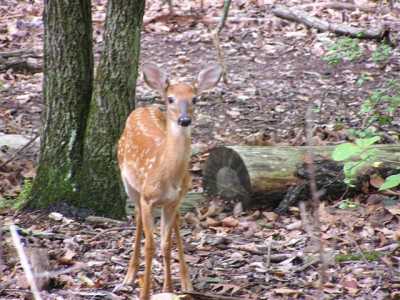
1, 0, 400, 299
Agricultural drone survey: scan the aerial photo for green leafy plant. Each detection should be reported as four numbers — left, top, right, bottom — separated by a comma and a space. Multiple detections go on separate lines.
323, 37, 363, 65
0, 179, 32, 211
361, 81, 400, 128
15, 179, 32, 209
335, 251, 383, 262
325, 38, 400, 191
372, 43, 392, 64
356, 73, 373, 86
333, 136, 400, 190
379, 174, 400, 191
338, 199, 359, 209
346, 128, 377, 139
332, 136, 380, 185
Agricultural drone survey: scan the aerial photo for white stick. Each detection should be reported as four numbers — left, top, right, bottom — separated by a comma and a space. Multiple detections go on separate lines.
9, 224, 43, 300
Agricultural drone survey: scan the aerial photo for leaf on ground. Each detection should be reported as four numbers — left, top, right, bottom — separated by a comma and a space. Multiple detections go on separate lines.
342, 276, 359, 296
58, 248, 77, 265
222, 216, 239, 227
211, 283, 242, 295
206, 217, 221, 227
385, 204, 400, 216
78, 273, 95, 287
273, 287, 302, 296
263, 211, 279, 222
151, 293, 180, 300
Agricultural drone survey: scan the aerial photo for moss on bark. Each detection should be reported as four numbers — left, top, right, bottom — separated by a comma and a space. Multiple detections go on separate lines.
29, 0, 93, 208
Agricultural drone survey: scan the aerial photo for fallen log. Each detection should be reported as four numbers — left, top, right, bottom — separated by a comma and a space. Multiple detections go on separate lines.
203, 145, 400, 209
0, 57, 42, 73
298, 1, 378, 13
271, 5, 388, 40
125, 191, 206, 216
0, 50, 42, 73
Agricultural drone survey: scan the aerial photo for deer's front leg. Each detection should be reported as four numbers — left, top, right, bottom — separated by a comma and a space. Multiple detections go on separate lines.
141, 200, 155, 300
161, 203, 180, 292
174, 213, 193, 292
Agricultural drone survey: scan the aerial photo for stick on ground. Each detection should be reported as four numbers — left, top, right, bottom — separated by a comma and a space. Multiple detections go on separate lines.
272, 5, 387, 40
9, 225, 43, 300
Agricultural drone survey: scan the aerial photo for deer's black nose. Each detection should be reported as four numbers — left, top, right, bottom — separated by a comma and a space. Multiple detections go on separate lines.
178, 116, 191, 127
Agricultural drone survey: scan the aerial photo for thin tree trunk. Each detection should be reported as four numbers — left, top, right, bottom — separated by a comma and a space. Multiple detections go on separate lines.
79, 0, 145, 218
29, 1, 93, 208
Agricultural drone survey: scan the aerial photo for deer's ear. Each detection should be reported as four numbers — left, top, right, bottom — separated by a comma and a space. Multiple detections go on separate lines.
142, 63, 169, 93
195, 64, 222, 94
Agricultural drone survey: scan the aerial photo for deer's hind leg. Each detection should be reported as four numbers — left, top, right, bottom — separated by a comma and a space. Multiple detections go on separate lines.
122, 177, 143, 286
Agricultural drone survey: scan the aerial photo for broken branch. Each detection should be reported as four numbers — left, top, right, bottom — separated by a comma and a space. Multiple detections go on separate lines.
271, 5, 387, 40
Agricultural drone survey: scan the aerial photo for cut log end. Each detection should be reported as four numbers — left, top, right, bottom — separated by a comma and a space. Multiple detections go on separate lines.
203, 147, 252, 207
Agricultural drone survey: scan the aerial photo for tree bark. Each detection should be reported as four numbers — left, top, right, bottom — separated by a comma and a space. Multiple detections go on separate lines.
79, 0, 145, 218
29, 0, 93, 208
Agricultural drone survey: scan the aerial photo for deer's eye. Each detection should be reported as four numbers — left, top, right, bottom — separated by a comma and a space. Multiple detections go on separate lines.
168, 97, 175, 104
192, 97, 198, 104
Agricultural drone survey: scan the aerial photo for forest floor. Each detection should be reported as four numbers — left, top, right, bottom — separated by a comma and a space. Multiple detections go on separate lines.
1, 0, 400, 299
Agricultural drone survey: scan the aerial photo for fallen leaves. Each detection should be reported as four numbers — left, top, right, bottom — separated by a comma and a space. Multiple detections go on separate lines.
221, 216, 239, 228
1, 0, 400, 299
58, 249, 77, 265
341, 275, 359, 296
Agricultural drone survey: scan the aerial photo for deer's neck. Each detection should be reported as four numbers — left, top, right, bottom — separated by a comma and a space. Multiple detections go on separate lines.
161, 121, 191, 180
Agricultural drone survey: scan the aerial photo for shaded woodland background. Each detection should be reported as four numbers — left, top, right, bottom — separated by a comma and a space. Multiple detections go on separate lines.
1, 0, 400, 299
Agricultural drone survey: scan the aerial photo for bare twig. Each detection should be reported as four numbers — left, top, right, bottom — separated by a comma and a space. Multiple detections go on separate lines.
211, 0, 231, 84
212, 32, 228, 85
9, 224, 43, 300
6, 226, 66, 240
0, 227, 5, 272
299, 202, 316, 241
37, 262, 87, 279
304, 106, 327, 295
0, 134, 39, 169
217, 0, 232, 34
85, 215, 125, 226
265, 239, 272, 268
88, 226, 131, 242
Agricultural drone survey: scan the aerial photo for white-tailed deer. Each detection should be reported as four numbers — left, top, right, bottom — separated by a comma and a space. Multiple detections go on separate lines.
117, 63, 222, 300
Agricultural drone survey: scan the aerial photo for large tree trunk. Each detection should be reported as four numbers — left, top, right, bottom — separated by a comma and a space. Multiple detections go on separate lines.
79, 0, 145, 218
29, 1, 93, 208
